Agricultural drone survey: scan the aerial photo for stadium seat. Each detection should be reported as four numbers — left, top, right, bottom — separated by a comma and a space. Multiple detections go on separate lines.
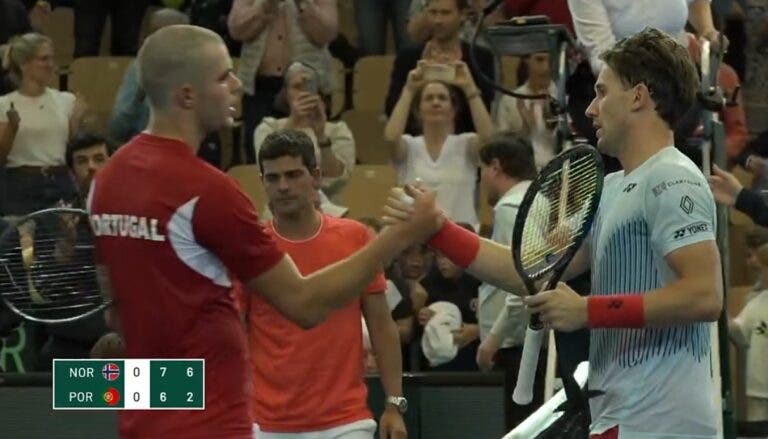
337, 165, 397, 220
41, 7, 75, 69
68, 56, 134, 135
331, 57, 347, 118
353, 55, 394, 111
227, 165, 268, 215
340, 110, 391, 165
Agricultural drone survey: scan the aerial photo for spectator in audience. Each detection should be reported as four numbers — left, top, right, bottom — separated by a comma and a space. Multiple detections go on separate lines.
472, 133, 543, 428
110, 8, 190, 145
503, 0, 574, 33
732, 0, 768, 135
709, 163, 768, 226
568, 0, 724, 76
66, 132, 111, 198
1, 0, 32, 95
406, 0, 505, 45
0, 33, 86, 216
386, 0, 496, 136
0, 1, 32, 46
37, 133, 113, 370
745, 227, 768, 295
73, 0, 150, 57
360, 216, 416, 346
384, 60, 494, 229
189, 0, 241, 56
495, 52, 558, 170
417, 222, 480, 371
228, 0, 338, 163
392, 243, 434, 312
729, 240, 768, 422
254, 61, 354, 217
356, 0, 412, 55
247, 130, 407, 439
678, 32, 748, 164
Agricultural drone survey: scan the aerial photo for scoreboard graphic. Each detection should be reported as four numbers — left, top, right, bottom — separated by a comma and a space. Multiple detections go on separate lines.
53, 359, 204, 410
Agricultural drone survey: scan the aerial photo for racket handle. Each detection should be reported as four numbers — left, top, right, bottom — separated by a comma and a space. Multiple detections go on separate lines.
512, 325, 546, 405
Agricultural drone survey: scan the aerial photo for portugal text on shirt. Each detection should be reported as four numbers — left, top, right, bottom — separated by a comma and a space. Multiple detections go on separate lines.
90, 214, 165, 242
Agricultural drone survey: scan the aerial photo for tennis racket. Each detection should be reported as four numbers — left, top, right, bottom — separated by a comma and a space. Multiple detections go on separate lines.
0, 207, 108, 323
511, 144, 605, 405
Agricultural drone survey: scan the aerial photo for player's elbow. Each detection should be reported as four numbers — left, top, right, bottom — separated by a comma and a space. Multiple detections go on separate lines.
702, 291, 723, 322
695, 287, 723, 322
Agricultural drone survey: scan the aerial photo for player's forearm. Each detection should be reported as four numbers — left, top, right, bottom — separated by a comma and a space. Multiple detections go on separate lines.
642, 276, 723, 326
467, 239, 526, 294
368, 317, 403, 397
302, 227, 409, 323
426, 221, 526, 294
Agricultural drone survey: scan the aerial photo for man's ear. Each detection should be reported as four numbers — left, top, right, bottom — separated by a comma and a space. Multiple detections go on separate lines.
632, 82, 652, 112
490, 157, 502, 175
311, 167, 322, 189
174, 84, 195, 109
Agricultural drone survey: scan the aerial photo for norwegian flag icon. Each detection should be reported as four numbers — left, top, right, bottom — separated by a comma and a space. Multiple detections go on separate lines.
102, 363, 120, 381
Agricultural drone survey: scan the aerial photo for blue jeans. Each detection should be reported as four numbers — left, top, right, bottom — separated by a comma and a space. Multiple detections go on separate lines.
354, 0, 413, 55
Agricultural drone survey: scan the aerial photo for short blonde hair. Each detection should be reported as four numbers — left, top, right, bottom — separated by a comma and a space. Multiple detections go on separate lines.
2, 33, 52, 85
137, 25, 224, 109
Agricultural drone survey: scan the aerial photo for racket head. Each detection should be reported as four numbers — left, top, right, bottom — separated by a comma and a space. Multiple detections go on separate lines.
511, 144, 605, 290
0, 207, 108, 323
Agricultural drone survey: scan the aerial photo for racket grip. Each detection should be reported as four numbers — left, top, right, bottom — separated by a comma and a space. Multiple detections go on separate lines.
512, 325, 546, 405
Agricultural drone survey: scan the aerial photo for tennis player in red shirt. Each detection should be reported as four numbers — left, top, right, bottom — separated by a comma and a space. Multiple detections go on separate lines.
87, 25, 440, 439
245, 130, 407, 439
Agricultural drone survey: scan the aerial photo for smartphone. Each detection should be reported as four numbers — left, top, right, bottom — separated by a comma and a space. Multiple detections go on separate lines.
287, 61, 320, 94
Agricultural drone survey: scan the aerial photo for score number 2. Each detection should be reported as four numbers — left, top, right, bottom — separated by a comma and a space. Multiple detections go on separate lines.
158, 366, 196, 403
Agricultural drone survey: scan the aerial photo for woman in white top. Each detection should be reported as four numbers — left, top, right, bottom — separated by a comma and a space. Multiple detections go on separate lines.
568, 0, 722, 75
254, 61, 354, 218
384, 60, 494, 230
495, 52, 558, 170
0, 33, 86, 215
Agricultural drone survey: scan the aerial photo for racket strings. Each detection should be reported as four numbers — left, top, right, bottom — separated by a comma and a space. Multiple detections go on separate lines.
519, 158, 601, 276
0, 212, 104, 321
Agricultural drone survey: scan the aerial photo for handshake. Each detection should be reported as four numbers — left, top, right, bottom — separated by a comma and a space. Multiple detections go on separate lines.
380, 182, 445, 244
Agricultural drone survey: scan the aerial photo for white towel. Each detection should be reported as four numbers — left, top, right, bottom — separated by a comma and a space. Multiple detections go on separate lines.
421, 301, 463, 367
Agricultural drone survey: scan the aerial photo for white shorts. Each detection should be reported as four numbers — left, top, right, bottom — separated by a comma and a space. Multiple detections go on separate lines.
253, 419, 377, 439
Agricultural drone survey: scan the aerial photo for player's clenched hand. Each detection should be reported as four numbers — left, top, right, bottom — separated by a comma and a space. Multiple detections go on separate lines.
524, 282, 587, 332
382, 184, 444, 242
379, 407, 407, 439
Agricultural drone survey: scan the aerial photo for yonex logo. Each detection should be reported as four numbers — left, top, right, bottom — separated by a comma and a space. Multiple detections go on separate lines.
623, 183, 637, 193
672, 221, 709, 240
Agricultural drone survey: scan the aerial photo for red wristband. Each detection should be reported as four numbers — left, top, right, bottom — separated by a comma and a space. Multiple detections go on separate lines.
587, 295, 645, 328
427, 220, 480, 268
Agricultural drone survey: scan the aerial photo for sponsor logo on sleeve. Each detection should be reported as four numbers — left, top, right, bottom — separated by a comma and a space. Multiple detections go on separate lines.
680, 195, 695, 215
652, 179, 703, 197
672, 221, 710, 240
623, 183, 637, 193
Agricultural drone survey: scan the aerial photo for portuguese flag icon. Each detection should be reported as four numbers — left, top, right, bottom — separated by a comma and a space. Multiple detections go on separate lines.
103, 387, 120, 406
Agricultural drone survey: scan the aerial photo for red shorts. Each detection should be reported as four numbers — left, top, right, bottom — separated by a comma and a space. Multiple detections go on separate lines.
590, 426, 618, 439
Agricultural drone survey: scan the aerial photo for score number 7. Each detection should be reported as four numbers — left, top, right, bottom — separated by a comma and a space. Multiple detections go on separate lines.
159, 366, 196, 377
